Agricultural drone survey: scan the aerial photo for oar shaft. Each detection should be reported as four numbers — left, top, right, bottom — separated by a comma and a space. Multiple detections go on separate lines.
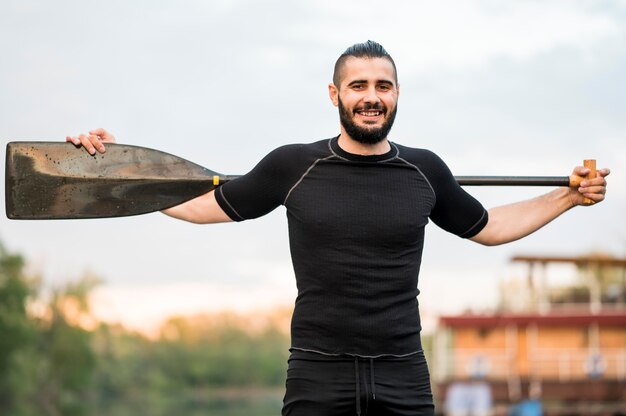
454, 176, 570, 186
216, 175, 573, 187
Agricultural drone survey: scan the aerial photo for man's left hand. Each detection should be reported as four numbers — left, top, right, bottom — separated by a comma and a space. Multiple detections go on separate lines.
569, 166, 610, 206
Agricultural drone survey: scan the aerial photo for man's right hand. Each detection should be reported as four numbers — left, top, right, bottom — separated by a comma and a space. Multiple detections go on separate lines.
66, 128, 116, 155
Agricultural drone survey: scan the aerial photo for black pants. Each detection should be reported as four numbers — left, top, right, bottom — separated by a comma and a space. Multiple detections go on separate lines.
282, 350, 434, 416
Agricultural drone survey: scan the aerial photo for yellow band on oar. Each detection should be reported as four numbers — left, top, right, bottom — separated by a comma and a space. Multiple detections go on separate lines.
213, 176, 220, 186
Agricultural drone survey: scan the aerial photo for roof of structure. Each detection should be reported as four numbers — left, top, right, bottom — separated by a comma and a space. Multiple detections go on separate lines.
439, 311, 626, 327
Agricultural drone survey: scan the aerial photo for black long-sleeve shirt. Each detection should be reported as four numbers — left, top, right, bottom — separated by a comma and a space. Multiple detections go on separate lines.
215, 136, 488, 357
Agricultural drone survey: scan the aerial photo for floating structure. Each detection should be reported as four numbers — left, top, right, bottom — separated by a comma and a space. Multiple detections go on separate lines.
432, 254, 626, 415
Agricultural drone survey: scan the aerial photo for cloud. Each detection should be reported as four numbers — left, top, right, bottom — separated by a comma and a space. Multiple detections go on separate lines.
294, 0, 623, 73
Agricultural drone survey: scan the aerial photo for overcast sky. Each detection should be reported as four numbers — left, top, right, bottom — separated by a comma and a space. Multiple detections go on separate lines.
1, 0, 625, 333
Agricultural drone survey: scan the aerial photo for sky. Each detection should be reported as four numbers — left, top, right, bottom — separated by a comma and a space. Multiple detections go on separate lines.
1, 0, 625, 334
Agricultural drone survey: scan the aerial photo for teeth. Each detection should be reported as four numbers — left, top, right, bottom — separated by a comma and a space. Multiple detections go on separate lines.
360, 111, 380, 116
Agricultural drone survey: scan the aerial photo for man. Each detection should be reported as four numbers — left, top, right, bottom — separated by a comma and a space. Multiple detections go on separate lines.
68, 41, 609, 416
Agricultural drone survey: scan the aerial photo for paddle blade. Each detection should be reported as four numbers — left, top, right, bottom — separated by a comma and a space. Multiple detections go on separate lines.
5, 142, 221, 219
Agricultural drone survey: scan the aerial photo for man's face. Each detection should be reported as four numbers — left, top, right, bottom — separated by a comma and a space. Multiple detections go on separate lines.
330, 57, 399, 145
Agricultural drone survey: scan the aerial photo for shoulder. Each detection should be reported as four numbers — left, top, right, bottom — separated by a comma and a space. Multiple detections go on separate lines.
393, 143, 450, 174
393, 143, 459, 197
264, 138, 332, 160
247, 138, 333, 179
257, 138, 333, 174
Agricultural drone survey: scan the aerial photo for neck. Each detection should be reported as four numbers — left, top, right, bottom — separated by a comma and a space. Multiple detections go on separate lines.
337, 130, 391, 156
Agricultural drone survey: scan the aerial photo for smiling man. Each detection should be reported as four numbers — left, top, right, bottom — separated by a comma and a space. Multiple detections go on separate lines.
68, 40, 609, 416
331, 44, 399, 149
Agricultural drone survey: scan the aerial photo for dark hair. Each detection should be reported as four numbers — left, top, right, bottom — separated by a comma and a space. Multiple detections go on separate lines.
333, 40, 397, 86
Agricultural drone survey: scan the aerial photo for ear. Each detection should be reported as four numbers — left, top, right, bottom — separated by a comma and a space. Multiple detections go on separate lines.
328, 83, 339, 107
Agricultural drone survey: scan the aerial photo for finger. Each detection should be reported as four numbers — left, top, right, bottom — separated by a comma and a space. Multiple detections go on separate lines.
579, 185, 606, 196
571, 166, 609, 178
66, 135, 81, 145
88, 134, 107, 154
581, 192, 605, 204
572, 166, 590, 177
578, 181, 607, 204
579, 176, 607, 188
89, 128, 116, 143
78, 134, 97, 155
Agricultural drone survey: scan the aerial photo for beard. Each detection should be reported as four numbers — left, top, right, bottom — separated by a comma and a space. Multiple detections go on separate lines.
338, 96, 398, 145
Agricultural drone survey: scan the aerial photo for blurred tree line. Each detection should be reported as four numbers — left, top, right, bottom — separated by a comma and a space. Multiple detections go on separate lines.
0, 241, 289, 415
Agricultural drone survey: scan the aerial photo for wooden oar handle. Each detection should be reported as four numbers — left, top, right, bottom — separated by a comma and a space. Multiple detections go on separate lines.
584, 159, 597, 177
567, 159, 597, 204
583, 159, 597, 204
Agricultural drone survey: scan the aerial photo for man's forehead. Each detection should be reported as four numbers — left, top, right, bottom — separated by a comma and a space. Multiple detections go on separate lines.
338, 56, 397, 86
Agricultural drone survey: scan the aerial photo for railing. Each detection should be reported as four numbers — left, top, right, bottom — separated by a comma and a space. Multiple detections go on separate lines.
436, 348, 626, 381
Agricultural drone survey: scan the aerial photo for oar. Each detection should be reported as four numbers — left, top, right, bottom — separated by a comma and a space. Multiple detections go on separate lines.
5, 142, 236, 220
4, 141, 594, 220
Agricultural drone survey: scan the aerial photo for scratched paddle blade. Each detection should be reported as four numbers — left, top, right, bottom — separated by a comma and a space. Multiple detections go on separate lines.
5, 142, 220, 219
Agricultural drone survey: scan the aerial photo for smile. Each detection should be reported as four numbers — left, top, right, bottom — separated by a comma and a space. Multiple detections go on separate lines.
356, 110, 384, 117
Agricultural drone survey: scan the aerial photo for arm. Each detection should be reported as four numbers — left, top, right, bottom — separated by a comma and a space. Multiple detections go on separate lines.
161, 190, 232, 224
66, 128, 232, 224
470, 165, 610, 246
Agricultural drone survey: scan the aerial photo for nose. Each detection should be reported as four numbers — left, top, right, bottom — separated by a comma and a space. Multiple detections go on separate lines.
363, 86, 380, 105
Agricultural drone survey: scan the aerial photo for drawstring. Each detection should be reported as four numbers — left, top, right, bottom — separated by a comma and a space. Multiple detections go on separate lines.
355, 357, 377, 415
354, 357, 361, 416
370, 358, 376, 400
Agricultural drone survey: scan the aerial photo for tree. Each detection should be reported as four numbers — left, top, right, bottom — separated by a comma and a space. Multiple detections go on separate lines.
38, 274, 101, 415
0, 241, 38, 413
0, 239, 101, 416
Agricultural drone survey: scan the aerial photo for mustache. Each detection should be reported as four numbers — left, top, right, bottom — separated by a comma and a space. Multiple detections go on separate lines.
354, 102, 386, 113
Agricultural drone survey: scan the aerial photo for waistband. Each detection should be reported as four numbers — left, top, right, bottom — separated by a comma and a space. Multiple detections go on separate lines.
289, 347, 423, 360
288, 348, 425, 416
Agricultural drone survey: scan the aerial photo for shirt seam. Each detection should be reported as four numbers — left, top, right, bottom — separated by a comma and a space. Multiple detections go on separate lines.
283, 154, 336, 206
328, 137, 349, 161
217, 186, 245, 221
394, 156, 438, 205
459, 209, 488, 238
290, 346, 423, 359
329, 138, 399, 163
